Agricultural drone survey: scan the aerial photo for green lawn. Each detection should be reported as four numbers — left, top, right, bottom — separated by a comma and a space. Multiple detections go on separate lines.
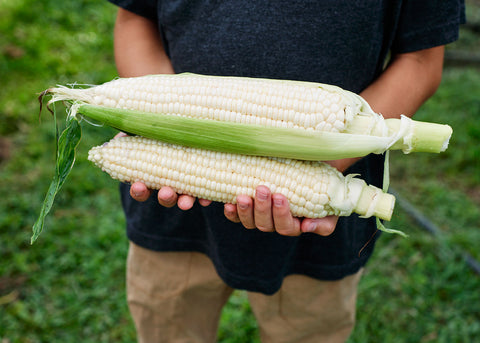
1, 0, 479, 342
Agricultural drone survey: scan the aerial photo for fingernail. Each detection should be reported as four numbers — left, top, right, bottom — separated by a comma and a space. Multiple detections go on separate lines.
273, 197, 284, 207
256, 190, 268, 201
238, 202, 249, 210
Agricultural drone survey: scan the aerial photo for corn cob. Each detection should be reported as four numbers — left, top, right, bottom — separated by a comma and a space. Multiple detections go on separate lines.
53, 73, 352, 132
46, 73, 453, 160
88, 135, 395, 220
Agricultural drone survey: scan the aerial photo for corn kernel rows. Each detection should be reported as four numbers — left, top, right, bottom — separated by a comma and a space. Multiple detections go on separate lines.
90, 74, 347, 132
88, 136, 350, 218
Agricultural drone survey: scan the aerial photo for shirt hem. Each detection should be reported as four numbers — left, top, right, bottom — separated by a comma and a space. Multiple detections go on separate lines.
127, 228, 374, 295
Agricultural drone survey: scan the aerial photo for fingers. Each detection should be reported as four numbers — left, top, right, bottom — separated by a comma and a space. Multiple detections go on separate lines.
224, 203, 240, 223
157, 187, 196, 210
130, 181, 152, 202
114, 132, 128, 139
236, 195, 256, 229
228, 186, 337, 237
234, 186, 301, 236
157, 186, 178, 207
135, 180, 338, 237
301, 216, 339, 236
198, 198, 212, 207
271, 194, 301, 236
177, 194, 196, 210
252, 186, 274, 232
130, 181, 200, 211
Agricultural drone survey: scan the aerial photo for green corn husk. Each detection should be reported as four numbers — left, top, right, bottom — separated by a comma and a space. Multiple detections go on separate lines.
70, 103, 452, 161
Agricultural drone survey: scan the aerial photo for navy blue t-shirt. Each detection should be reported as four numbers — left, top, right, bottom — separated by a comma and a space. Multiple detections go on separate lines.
108, 0, 464, 294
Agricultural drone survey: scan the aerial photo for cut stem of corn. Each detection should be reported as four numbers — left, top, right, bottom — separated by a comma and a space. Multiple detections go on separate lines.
46, 73, 452, 159
345, 115, 452, 154
88, 136, 396, 221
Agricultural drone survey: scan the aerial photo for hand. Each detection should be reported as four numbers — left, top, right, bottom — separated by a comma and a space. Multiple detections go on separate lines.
130, 182, 338, 236
119, 122, 340, 236
222, 156, 358, 237
129, 182, 212, 209
224, 185, 339, 236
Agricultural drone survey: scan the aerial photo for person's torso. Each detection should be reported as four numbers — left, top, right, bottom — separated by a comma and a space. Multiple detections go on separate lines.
159, 0, 396, 92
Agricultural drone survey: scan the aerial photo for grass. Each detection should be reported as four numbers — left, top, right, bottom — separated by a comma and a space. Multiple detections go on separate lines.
389, 68, 480, 259
1, 0, 479, 342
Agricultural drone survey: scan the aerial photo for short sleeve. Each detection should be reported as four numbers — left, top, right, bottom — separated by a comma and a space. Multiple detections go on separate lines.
392, 0, 466, 53
107, 0, 158, 21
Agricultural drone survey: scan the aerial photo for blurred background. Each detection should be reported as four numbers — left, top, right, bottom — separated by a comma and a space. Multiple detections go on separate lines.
0, 0, 479, 342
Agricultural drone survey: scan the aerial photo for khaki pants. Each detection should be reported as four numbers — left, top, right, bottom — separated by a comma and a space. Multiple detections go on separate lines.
127, 242, 362, 343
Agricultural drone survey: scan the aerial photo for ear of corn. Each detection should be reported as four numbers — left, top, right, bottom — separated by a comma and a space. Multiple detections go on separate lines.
49, 73, 360, 133
88, 135, 395, 221
34, 72, 452, 241
76, 103, 395, 161
47, 73, 453, 160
